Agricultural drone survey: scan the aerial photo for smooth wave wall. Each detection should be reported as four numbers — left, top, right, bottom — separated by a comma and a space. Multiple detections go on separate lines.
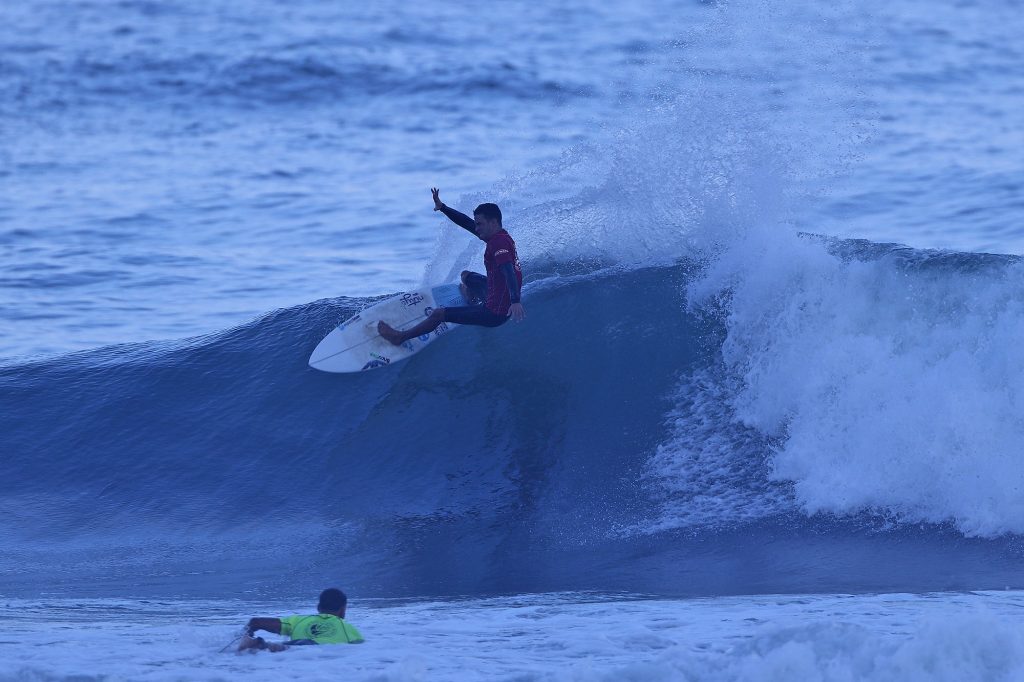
0, 264, 707, 597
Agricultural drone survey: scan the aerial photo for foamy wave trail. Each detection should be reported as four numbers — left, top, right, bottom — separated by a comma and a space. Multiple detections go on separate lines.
3, 231, 1024, 598
680, 231, 1024, 538
614, 611, 1024, 682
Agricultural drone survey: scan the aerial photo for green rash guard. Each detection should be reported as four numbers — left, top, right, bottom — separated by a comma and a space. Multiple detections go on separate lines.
280, 614, 364, 644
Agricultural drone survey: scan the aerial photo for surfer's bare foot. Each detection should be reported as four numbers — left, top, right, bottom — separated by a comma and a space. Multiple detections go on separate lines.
377, 321, 405, 346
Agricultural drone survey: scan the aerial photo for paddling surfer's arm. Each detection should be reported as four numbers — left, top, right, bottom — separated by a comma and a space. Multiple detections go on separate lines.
246, 617, 282, 635
431, 187, 479, 237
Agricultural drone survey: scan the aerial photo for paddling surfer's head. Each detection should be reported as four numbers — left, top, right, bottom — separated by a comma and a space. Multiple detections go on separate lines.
317, 588, 347, 617
473, 203, 502, 239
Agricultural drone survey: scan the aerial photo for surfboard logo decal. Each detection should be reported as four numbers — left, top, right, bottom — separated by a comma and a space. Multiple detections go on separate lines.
400, 293, 425, 307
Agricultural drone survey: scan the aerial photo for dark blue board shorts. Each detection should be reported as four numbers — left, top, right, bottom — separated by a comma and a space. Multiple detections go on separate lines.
443, 305, 508, 328
445, 272, 508, 328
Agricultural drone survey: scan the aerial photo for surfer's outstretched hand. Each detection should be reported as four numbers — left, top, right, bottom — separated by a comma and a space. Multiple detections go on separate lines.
509, 303, 526, 322
431, 187, 444, 211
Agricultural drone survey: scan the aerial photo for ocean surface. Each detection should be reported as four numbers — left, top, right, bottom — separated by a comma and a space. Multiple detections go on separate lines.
2, 0, 1024, 680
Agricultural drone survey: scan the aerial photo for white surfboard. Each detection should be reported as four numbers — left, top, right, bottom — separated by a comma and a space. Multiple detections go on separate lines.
309, 282, 466, 373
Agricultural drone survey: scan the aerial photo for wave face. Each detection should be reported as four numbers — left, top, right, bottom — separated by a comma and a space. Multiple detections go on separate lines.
4, 235, 1024, 599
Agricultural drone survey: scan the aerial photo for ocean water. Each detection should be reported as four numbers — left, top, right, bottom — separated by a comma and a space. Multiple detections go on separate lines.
5, 592, 1024, 681
2, 0, 1024, 680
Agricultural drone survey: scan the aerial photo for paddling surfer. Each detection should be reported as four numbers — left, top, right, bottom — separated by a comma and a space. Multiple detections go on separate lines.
237, 588, 364, 652
376, 188, 525, 346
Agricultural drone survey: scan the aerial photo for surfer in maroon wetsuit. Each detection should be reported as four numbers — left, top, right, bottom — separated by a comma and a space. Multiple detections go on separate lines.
377, 188, 525, 346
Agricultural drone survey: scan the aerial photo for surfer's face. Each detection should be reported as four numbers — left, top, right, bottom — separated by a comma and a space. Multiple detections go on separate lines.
474, 214, 501, 239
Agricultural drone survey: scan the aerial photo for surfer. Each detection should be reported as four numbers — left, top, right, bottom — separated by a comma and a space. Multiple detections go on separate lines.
377, 188, 525, 346
237, 588, 364, 652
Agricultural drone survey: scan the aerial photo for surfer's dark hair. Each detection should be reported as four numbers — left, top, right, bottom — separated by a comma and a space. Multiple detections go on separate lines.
318, 588, 347, 613
473, 203, 502, 225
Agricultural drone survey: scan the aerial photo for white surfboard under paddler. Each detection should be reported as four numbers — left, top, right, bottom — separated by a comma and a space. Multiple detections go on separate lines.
309, 283, 465, 373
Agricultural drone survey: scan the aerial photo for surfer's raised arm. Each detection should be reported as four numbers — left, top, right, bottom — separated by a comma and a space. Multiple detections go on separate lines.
432, 187, 479, 238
